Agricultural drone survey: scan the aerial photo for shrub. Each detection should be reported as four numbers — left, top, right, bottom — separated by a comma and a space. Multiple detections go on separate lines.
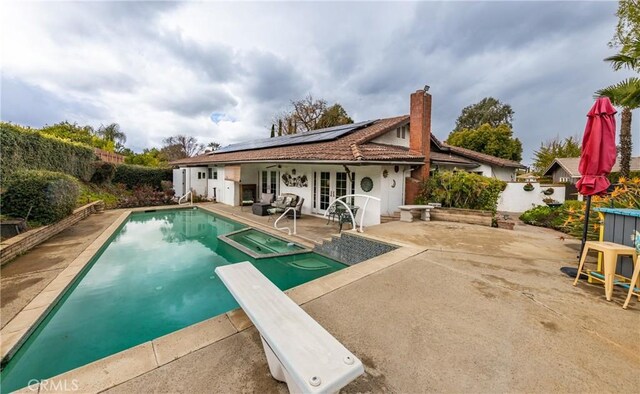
520, 205, 565, 229
113, 164, 172, 190
2, 170, 80, 224
90, 162, 116, 184
0, 122, 96, 181
116, 185, 175, 208
416, 171, 507, 213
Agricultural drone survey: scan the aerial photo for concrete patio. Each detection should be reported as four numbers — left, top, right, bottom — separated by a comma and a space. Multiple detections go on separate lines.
1, 207, 638, 392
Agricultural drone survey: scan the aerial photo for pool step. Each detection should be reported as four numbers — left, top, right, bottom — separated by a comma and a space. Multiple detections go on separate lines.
313, 233, 397, 266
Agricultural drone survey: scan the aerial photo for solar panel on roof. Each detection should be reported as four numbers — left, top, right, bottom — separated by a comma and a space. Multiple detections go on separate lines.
216, 120, 375, 154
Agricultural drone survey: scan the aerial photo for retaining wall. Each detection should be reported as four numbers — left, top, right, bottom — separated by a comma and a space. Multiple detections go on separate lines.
0, 201, 104, 266
430, 207, 493, 227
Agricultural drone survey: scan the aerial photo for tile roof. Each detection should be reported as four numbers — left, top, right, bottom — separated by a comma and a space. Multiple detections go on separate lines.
171, 115, 423, 165
543, 156, 640, 177
440, 144, 526, 168
172, 113, 524, 169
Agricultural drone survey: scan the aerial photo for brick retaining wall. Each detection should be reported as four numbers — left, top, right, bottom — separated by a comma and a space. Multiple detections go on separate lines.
0, 201, 104, 266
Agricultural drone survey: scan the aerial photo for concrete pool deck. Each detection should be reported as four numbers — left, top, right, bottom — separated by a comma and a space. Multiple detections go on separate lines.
2, 207, 639, 392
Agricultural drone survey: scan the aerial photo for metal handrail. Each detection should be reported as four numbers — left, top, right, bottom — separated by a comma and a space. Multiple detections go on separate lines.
323, 194, 381, 233
178, 190, 193, 206
274, 207, 297, 235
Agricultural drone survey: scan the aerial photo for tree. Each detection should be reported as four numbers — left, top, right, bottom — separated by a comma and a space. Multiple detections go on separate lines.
601, 1, 640, 178
532, 136, 581, 174
609, 0, 640, 55
97, 123, 126, 145
316, 104, 354, 129
270, 124, 275, 138
207, 142, 221, 151
291, 94, 327, 132
40, 121, 114, 151
161, 135, 204, 161
447, 123, 523, 162
124, 148, 167, 167
453, 97, 514, 132
270, 95, 353, 136
596, 78, 640, 178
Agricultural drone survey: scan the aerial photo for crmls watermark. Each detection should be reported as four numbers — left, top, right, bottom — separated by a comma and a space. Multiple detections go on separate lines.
27, 378, 79, 391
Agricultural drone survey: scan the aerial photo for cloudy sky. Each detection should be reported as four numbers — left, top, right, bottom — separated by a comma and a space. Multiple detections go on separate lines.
1, 1, 637, 164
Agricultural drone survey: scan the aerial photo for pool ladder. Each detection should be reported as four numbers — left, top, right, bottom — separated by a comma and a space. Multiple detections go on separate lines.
178, 191, 193, 206
274, 207, 296, 236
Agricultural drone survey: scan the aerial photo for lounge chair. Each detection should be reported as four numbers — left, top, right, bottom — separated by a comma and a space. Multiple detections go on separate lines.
267, 193, 300, 220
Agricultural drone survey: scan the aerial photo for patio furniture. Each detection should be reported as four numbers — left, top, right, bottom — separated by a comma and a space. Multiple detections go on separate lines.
252, 193, 274, 216
338, 205, 359, 232
574, 241, 637, 301
285, 197, 304, 219
398, 205, 433, 222
267, 193, 300, 221
215, 262, 364, 393
623, 254, 640, 309
593, 208, 639, 278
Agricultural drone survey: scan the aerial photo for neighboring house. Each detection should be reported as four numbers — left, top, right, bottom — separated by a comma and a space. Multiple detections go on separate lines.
515, 173, 539, 183
171, 89, 525, 226
543, 157, 640, 184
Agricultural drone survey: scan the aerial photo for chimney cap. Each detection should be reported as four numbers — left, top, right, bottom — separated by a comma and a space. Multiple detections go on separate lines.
424, 84, 430, 92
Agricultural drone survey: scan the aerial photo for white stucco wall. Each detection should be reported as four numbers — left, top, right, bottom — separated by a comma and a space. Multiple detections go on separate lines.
173, 167, 208, 197
497, 183, 566, 212
371, 128, 410, 148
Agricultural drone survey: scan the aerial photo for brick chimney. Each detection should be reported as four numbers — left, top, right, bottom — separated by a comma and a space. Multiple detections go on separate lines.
405, 89, 432, 204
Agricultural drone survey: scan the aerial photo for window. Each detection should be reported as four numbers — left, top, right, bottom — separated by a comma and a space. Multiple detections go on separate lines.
396, 125, 407, 139
350, 173, 356, 205
213, 171, 218, 180
207, 169, 218, 180
261, 171, 268, 193
336, 172, 348, 201
270, 171, 277, 195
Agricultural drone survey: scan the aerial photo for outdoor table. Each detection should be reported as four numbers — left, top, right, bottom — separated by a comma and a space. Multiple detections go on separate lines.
594, 208, 639, 277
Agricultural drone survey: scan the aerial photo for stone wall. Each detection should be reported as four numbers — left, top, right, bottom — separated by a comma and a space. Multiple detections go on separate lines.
430, 207, 493, 227
0, 201, 104, 266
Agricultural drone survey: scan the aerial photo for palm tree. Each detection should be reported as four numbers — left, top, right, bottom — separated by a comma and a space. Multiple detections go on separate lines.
596, 39, 640, 178
596, 78, 640, 178
97, 123, 126, 145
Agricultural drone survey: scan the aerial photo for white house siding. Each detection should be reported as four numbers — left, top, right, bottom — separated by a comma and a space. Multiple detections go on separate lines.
371, 128, 410, 148
492, 166, 516, 182
436, 163, 516, 182
172, 167, 208, 197
206, 166, 226, 202
173, 162, 413, 227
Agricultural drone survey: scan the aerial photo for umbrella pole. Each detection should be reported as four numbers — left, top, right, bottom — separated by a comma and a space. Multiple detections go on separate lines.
579, 195, 592, 260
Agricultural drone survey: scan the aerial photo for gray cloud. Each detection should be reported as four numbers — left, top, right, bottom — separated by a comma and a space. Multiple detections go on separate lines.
1, 76, 104, 126
1, 1, 636, 162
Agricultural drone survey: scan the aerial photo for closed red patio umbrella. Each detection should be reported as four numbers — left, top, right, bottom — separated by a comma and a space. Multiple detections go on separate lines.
576, 97, 617, 257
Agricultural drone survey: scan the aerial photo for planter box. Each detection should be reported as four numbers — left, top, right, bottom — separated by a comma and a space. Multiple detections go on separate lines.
430, 208, 493, 227
496, 219, 515, 230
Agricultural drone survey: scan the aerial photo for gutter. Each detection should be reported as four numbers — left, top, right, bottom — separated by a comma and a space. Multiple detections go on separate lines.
172, 159, 426, 167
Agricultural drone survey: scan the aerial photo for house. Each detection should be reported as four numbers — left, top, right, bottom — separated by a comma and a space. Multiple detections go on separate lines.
171, 89, 525, 227
516, 173, 539, 183
543, 157, 640, 184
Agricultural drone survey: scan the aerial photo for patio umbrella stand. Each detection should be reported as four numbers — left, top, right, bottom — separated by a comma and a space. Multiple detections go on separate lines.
561, 97, 617, 280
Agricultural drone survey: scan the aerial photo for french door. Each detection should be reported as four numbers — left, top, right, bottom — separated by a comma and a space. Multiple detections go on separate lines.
260, 170, 279, 197
313, 171, 355, 214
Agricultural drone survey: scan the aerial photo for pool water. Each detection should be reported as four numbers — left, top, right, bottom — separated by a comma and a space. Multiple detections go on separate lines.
0, 208, 345, 392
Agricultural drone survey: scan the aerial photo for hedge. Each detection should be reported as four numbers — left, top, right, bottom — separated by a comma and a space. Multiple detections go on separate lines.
2, 170, 80, 224
0, 122, 97, 182
416, 170, 507, 213
113, 164, 172, 190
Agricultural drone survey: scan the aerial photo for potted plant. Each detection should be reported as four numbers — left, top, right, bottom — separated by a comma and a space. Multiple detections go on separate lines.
542, 187, 554, 196
523, 182, 534, 192
543, 197, 562, 208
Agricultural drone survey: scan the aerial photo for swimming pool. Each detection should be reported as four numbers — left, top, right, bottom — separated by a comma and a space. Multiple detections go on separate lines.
0, 208, 345, 392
